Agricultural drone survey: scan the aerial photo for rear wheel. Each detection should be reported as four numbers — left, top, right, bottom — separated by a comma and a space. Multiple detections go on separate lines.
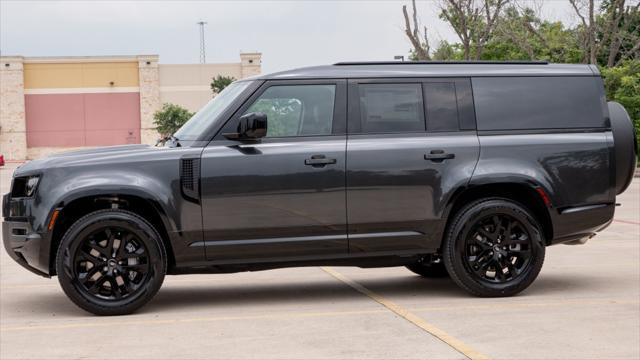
443, 198, 545, 297
56, 209, 166, 315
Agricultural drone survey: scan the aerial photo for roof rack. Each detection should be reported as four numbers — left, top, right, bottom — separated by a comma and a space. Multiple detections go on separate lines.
334, 60, 549, 65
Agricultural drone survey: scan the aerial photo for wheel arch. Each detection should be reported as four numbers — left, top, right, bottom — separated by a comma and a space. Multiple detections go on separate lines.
48, 191, 176, 275
442, 181, 554, 248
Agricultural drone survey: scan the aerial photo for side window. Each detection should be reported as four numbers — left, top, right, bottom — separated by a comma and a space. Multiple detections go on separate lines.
358, 83, 425, 133
424, 82, 459, 132
472, 76, 605, 130
245, 85, 336, 137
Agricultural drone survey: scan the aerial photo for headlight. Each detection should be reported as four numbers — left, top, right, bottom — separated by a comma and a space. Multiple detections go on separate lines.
25, 176, 40, 197
11, 176, 40, 198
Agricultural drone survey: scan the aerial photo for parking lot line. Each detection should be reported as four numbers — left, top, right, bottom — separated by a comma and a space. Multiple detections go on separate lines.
320, 267, 488, 360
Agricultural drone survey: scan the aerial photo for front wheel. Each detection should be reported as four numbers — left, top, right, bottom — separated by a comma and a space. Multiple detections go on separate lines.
442, 198, 545, 297
56, 209, 167, 315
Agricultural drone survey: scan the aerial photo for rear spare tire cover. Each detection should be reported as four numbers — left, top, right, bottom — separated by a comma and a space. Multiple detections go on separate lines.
608, 101, 637, 195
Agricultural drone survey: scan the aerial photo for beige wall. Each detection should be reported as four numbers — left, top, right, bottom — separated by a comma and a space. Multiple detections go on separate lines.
0, 57, 27, 160
159, 53, 262, 112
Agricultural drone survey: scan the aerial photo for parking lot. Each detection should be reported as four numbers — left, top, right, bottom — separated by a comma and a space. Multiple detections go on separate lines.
1, 162, 638, 360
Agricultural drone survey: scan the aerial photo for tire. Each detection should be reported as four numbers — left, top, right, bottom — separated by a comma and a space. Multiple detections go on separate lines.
56, 209, 167, 316
406, 260, 449, 278
442, 198, 545, 297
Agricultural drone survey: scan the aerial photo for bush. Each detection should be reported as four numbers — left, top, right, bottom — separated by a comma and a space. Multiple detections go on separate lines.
153, 103, 194, 139
601, 61, 640, 161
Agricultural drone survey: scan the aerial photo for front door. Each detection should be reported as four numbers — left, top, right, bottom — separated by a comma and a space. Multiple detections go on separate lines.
200, 80, 348, 261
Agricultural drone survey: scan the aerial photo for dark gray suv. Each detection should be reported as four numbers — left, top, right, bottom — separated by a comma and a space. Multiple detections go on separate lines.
3, 61, 637, 315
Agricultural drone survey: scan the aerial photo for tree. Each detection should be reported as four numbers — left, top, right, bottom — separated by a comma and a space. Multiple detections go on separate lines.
211, 75, 236, 94
439, 0, 509, 60
569, 0, 598, 63
481, 5, 583, 63
402, 0, 431, 60
570, 0, 640, 66
601, 60, 640, 154
432, 40, 464, 60
153, 103, 194, 139
598, 0, 640, 66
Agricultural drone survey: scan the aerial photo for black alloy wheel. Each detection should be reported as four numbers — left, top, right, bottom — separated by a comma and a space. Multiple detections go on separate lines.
73, 227, 150, 300
463, 214, 533, 283
57, 209, 166, 315
443, 198, 545, 297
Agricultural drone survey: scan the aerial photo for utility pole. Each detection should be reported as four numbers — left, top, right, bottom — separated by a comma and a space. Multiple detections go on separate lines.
197, 21, 207, 63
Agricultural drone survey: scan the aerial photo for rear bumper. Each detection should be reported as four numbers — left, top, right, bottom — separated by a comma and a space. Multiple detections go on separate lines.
549, 203, 615, 245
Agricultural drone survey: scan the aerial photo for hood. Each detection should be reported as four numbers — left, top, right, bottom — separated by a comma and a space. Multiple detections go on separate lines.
15, 144, 165, 176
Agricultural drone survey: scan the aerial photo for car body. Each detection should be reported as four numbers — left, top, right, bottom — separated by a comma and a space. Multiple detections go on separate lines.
3, 61, 637, 315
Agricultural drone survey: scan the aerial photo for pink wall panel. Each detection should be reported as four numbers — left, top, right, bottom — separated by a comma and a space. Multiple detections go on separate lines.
25, 94, 85, 131
25, 92, 141, 147
83, 93, 140, 130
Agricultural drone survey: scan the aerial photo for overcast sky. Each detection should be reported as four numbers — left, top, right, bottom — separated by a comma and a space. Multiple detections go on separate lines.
1, 0, 579, 74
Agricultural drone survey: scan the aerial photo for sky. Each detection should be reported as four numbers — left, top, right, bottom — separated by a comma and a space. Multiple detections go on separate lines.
1, 0, 579, 74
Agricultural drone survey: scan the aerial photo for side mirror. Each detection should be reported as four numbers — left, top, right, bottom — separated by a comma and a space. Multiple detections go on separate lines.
224, 112, 267, 140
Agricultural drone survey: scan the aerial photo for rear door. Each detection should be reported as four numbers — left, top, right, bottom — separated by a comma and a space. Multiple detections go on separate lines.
346, 78, 479, 253
199, 80, 348, 261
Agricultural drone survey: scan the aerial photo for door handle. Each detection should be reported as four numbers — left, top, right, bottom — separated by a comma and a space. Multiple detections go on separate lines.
305, 155, 337, 167
424, 150, 455, 162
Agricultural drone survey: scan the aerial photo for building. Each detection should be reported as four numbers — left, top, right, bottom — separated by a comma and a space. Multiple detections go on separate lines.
0, 53, 261, 160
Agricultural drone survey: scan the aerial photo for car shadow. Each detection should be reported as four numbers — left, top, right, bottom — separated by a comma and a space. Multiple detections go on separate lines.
144, 275, 461, 313
8, 271, 605, 317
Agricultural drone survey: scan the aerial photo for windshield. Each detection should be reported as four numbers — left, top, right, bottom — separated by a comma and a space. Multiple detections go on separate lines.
174, 81, 253, 140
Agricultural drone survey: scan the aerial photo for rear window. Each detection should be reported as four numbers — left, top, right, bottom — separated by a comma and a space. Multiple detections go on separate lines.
472, 77, 605, 130
358, 83, 425, 133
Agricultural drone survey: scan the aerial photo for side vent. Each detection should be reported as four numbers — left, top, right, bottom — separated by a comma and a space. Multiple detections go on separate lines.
180, 158, 200, 202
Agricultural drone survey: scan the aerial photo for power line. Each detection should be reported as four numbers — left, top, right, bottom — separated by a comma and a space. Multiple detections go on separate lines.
197, 21, 207, 63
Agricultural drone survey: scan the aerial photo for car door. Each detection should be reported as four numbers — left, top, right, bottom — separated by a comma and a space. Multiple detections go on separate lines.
199, 79, 348, 261
346, 78, 479, 253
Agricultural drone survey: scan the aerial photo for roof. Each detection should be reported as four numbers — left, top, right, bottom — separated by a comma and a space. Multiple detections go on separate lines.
260, 62, 598, 80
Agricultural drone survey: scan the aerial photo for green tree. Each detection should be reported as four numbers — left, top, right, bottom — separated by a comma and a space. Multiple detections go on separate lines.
153, 103, 194, 138
480, 7, 584, 63
211, 75, 236, 94
431, 40, 464, 60
601, 60, 640, 155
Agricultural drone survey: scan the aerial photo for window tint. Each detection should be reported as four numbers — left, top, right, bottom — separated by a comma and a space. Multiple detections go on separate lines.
246, 85, 336, 137
424, 83, 459, 132
472, 77, 605, 130
358, 83, 425, 133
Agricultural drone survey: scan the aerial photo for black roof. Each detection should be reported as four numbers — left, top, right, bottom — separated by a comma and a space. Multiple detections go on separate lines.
257, 62, 598, 80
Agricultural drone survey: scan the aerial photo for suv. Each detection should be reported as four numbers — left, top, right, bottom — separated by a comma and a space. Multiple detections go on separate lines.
3, 61, 637, 315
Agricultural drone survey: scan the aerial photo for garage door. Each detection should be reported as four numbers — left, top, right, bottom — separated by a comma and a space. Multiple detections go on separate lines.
24, 62, 141, 148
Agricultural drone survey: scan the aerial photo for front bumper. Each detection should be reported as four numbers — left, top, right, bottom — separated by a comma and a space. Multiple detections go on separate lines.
2, 194, 50, 277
